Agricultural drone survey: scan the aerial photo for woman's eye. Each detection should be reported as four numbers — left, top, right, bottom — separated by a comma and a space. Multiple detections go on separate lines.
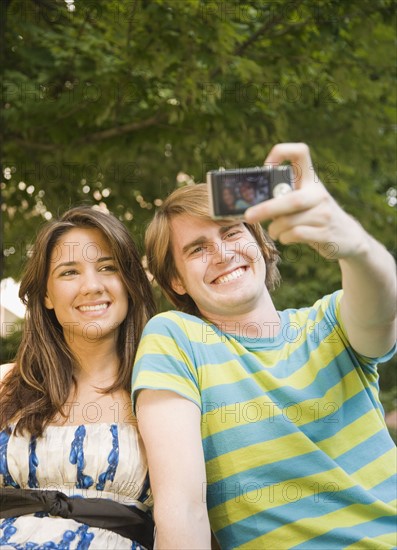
100, 264, 117, 272
60, 270, 77, 277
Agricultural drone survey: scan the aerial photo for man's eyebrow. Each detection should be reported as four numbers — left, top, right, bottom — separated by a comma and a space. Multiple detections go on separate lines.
181, 224, 243, 255
182, 237, 207, 256
219, 223, 243, 235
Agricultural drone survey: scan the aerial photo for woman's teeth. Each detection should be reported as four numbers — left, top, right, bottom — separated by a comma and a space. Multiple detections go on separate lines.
78, 303, 108, 312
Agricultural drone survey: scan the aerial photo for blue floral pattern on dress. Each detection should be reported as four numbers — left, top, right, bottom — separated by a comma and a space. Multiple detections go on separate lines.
0, 518, 95, 549
0, 430, 19, 488
137, 473, 151, 503
69, 426, 94, 489
0, 423, 151, 548
28, 436, 39, 488
96, 424, 119, 490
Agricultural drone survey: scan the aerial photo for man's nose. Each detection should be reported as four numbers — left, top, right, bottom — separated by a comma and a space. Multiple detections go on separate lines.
211, 240, 238, 264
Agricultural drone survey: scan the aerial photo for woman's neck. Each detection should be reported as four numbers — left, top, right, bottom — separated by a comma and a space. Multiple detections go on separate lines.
67, 336, 120, 386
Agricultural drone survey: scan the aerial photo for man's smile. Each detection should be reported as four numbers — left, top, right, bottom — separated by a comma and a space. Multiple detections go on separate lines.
212, 266, 248, 285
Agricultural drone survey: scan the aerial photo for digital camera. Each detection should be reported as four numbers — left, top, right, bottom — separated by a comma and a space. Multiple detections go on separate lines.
207, 165, 293, 218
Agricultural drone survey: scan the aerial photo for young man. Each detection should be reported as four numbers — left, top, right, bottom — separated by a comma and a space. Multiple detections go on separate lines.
132, 143, 396, 549
235, 179, 257, 210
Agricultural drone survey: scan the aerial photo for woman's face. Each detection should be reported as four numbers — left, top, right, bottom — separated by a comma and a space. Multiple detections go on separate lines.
222, 187, 235, 207
45, 227, 129, 346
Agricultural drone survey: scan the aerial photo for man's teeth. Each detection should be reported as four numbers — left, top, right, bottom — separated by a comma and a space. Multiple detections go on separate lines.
214, 267, 245, 284
79, 303, 108, 312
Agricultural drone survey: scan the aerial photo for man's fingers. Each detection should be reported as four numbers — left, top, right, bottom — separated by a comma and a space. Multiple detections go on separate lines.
264, 142, 316, 189
245, 186, 323, 224
267, 209, 327, 240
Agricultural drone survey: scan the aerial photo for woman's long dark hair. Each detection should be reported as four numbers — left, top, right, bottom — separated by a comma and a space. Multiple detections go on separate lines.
0, 206, 156, 437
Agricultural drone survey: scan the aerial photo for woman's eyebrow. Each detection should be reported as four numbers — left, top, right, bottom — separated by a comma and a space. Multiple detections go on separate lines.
51, 256, 114, 274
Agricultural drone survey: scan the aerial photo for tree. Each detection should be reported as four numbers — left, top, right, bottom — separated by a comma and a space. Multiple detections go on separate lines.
1, 0, 396, 428
2, 0, 395, 283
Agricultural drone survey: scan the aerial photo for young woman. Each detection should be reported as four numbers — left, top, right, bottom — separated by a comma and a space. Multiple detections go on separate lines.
0, 206, 156, 549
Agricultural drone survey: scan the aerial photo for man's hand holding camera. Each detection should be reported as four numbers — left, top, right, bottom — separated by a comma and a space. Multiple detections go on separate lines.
244, 142, 368, 260
245, 142, 396, 359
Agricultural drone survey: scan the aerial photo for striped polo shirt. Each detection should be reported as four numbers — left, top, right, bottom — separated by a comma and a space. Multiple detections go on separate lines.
132, 291, 396, 549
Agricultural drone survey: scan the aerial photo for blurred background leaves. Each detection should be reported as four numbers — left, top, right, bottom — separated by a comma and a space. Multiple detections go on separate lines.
1, 0, 396, 427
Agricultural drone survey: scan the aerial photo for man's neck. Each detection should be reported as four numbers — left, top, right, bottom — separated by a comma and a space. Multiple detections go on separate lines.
201, 295, 281, 339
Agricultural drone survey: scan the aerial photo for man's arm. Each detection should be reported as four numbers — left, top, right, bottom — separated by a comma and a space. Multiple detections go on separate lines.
136, 389, 211, 549
338, 230, 396, 357
245, 142, 396, 358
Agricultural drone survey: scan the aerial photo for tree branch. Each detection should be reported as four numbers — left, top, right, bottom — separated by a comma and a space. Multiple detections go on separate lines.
210, 0, 307, 78
235, 0, 307, 56
9, 113, 165, 150
74, 113, 164, 144
10, 138, 58, 152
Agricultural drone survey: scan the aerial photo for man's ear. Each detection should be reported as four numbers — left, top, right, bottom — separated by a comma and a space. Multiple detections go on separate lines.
44, 294, 54, 309
171, 277, 186, 296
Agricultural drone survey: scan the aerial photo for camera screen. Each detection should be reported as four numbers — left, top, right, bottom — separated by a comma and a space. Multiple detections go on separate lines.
208, 166, 291, 218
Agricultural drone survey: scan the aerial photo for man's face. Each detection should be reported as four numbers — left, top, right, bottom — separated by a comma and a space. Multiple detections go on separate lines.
240, 183, 256, 203
170, 215, 268, 320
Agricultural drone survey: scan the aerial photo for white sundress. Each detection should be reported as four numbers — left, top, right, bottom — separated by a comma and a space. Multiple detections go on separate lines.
0, 422, 153, 549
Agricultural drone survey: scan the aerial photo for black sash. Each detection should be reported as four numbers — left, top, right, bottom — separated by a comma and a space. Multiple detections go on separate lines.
0, 487, 154, 549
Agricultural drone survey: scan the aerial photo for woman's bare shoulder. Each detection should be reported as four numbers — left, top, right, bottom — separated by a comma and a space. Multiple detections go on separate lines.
0, 363, 16, 382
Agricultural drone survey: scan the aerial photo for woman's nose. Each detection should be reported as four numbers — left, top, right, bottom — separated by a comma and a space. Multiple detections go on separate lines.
80, 273, 105, 295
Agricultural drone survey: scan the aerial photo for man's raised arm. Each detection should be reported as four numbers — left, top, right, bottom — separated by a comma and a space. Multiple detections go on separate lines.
245, 142, 396, 358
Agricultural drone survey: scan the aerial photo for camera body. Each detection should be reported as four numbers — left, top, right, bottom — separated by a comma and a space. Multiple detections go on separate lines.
207, 165, 293, 219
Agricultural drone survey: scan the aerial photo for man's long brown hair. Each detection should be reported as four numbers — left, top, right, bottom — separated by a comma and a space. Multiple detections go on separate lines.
0, 206, 156, 437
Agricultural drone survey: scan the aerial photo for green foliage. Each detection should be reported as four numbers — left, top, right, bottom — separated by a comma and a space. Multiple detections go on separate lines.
2, 0, 396, 283
1, 0, 396, 431
0, 325, 22, 364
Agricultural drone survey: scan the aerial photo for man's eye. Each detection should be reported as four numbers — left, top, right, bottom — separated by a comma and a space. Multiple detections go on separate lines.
225, 230, 240, 239
191, 246, 204, 255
